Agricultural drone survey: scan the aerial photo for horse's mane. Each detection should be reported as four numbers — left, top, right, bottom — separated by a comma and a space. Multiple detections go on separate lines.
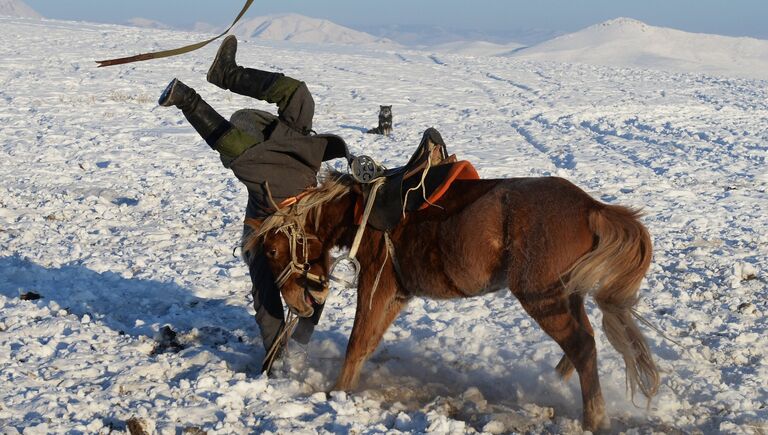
244, 171, 355, 253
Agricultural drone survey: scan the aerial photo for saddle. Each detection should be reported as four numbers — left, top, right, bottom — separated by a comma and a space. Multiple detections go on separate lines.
359, 128, 479, 231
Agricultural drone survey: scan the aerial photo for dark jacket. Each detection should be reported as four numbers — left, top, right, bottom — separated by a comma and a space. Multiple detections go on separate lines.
227, 108, 349, 218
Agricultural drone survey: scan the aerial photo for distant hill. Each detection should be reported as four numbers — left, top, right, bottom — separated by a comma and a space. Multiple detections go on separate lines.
0, 0, 41, 18
430, 40, 525, 57
126, 17, 171, 30
231, 13, 397, 46
511, 18, 768, 80
362, 23, 555, 47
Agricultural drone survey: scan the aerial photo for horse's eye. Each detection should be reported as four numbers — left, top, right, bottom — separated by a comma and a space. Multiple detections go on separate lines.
266, 248, 278, 259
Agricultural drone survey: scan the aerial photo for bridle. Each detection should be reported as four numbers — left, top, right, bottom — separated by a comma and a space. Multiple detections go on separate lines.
272, 223, 329, 304
268, 176, 388, 304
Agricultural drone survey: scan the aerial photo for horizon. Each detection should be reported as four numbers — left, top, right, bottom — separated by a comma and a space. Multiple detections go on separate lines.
21, 0, 768, 43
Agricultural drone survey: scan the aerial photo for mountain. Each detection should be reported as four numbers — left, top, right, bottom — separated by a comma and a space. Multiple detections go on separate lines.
126, 17, 171, 30
363, 23, 556, 47
0, 0, 41, 18
511, 18, 768, 80
231, 13, 396, 46
192, 21, 219, 34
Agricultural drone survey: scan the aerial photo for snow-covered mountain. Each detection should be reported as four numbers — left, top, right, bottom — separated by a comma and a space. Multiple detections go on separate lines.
0, 0, 40, 18
362, 23, 548, 47
231, 13, 397, 46
126, 17, 171, 30
511, 17, 768, 79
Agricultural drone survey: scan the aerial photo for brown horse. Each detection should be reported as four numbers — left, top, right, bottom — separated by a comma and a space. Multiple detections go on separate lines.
246, 171, 659, 431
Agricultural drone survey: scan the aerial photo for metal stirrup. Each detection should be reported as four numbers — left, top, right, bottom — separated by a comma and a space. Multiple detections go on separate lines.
350, 155, 385, 183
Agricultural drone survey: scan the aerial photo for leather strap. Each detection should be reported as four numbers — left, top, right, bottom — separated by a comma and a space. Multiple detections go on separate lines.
96, 0, 254, 67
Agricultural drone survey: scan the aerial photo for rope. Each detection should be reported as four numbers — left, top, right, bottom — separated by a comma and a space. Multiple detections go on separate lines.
261, 311, 299, 374
368, 239, 390, 311
402, 142, 444, 216
384, 232, 408, 290
96, 0, 255, 67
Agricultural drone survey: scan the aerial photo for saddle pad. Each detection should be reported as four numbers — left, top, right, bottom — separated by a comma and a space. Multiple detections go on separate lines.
409, 160, 479, 211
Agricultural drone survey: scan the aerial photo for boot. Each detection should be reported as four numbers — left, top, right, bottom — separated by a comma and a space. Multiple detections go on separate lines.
206, 35, 296, 104
158, 78, 231, 149
206, 35, 238, 90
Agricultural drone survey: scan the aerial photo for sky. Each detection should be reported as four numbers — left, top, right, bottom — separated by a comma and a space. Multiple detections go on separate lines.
23, 0, 768, 41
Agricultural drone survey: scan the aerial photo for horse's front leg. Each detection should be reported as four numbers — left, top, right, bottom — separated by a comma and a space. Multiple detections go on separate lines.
333, 278, 408, 391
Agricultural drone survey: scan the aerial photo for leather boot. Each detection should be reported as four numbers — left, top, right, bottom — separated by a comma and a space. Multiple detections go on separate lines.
207, 35, 238, 90
206, 35, 288, 101
158, 78, 231, 148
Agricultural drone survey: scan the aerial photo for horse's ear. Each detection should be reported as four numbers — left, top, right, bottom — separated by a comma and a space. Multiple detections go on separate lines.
243, 217, 265, 256
244, 217, 263, 232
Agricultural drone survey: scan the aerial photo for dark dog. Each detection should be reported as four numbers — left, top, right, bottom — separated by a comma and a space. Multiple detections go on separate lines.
366, 105, 392, 135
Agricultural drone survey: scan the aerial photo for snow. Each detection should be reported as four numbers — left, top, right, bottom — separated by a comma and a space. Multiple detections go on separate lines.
1, 16, 767, 434
512, 17, 768, 80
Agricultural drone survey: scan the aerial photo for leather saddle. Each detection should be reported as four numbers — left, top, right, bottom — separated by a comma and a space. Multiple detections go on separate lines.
361, 128, 479, 231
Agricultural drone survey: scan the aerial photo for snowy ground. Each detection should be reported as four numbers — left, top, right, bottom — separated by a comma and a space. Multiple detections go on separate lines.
1, 17, 766, 434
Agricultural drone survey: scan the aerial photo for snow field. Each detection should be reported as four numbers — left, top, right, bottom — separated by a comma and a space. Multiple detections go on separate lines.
0, 17, 766, 434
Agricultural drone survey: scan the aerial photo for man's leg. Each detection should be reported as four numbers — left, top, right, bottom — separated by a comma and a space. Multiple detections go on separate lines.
207, 35, 315, 134
242, 227, 317, 366
245, 245, 287, 351
158, 78, 262, 166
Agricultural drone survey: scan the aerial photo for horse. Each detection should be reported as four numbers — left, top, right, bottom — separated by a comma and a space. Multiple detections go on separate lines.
245, 170, 659, 431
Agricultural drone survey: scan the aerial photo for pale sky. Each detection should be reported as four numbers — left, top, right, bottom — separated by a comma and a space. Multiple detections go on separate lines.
24, 0, 768, 41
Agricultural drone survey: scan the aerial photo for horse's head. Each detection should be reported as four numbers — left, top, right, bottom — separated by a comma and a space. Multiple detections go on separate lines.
250, 219, 330, 318
243, 173, 358, 317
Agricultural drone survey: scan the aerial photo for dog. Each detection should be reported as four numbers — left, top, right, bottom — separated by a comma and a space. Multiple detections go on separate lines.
366, 105, 392, 135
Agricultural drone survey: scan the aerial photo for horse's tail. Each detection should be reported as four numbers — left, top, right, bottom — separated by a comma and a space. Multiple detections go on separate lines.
564, 204, 659, 401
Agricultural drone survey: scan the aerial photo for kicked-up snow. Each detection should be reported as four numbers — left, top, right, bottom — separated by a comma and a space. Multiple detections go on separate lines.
0, 17, 766, 434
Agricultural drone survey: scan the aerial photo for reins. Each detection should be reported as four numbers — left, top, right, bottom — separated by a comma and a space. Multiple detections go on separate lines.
272, 226, 321, 287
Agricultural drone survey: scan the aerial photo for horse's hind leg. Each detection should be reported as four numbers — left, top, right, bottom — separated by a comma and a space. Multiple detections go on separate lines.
512, 285, 608, 432
555, 293, 595, 382
334, 282, 408, 391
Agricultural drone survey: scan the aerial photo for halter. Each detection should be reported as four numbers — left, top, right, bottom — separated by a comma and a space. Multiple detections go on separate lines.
272, 224, 329, 304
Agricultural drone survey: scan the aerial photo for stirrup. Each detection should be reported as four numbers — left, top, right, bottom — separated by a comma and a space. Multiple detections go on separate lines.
350, 155, 385, 183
